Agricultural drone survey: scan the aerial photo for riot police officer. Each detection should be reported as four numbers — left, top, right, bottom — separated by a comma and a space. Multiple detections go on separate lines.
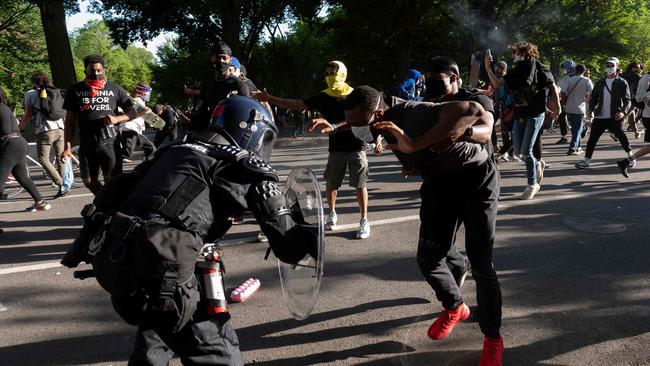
64, 96, 316, 365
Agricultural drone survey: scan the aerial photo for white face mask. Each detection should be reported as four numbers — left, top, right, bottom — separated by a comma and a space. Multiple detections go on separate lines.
606, 67, 616, 75
351, 97, 381, 142
351, 125, 374, 142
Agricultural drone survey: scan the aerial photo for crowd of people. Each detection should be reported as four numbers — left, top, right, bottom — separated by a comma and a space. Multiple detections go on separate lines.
2, 37, 650, 366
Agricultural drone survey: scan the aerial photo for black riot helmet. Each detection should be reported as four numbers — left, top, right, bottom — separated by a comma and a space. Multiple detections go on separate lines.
209, 96, 278, 161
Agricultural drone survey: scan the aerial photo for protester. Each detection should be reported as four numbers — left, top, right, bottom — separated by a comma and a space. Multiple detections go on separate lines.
0, 86, 51, 211
486, 60, 516, 161
254, 61, 374, 239
617, 68, 650, 176
486, 42, 560, 199
62, 54, 136, 195
120, 83, 156, 162
230, 57, 258, 92
575, 57, 633, 170
554, 59, 576, 144
153, 103, 179, 147
292, 110, 307, 138
561, 64, 593, 155
20, 71, 68, 197
310, 85, 503, 366
396, 69, 422, 100
622, 61, 644, 138
191, 42, 250, 131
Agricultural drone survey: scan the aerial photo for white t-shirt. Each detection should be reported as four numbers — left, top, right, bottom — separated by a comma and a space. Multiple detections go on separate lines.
561, 75, 593, 115
24, 89, 64, 134
120, 117, 146, 134
596, 78, 615, 119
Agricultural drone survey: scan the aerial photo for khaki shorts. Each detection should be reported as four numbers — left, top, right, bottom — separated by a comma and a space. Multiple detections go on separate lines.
324, 150, 368, 190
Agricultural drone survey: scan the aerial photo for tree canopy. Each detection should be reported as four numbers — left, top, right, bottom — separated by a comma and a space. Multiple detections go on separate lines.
3, 0, 650, 111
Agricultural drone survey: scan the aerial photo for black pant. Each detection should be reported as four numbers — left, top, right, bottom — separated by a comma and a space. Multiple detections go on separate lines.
79, 137, 123, 180
498, 119, 514, 155
585, 118, 631, 159
122, 130, 156, 159
154, 127, 178, 148
128, 319, 243, 366
0, 137, 42, 201
558, 111, 568, 136
418, 160, 502, 338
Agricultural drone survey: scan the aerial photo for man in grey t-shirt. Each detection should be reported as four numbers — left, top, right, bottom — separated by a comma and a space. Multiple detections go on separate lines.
561, 64, 593, 155
20, 71, 68, 198
309, 85, 503, 364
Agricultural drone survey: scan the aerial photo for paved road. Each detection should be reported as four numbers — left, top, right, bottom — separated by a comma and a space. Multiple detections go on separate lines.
1, 131, 650, 366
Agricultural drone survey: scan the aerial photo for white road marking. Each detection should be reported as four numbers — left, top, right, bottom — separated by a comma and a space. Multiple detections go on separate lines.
0, 184, 641, 275
331, 215, 420, 231
0, 193, 94, 206
0, 261, 63, 275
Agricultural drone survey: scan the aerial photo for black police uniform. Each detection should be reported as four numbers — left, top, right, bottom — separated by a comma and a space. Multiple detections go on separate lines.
110, 131, 314, 365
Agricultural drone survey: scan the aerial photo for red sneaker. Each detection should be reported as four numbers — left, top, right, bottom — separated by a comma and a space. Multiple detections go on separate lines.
479, 336, 503, 366
427, 303, 470, 340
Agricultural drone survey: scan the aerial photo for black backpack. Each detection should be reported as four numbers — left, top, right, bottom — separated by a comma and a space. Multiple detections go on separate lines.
36, 86, 65, 121
508, 59, 539, 108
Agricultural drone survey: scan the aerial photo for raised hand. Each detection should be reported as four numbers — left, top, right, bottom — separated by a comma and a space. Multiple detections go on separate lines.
374, 121, 416, 153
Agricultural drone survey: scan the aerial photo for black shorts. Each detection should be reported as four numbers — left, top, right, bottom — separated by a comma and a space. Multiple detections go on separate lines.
642, 118, 650, 143
79, 137, 122, 179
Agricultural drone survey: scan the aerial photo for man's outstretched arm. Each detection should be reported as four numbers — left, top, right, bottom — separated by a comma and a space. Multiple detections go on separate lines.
376, 101, 492, 154
252, 88, 308, 111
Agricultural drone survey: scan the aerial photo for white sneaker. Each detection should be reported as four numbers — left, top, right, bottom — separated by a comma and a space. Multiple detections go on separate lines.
520, 184, 541, 200
629, 159, 637, 169
536, 159, 546, 184
497, 152, 510, 162
326, 211, 338, 230
512, 155, 523, 162
575, 159, 590, 169
356, 218, 370, 239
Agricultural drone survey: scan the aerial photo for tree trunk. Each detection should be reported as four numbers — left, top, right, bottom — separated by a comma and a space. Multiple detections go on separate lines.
220, 0, 243, 57
37, 0, 77, 89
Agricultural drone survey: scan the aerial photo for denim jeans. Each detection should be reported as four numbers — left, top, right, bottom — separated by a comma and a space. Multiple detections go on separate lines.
567, 113, 584, 151
512, 113, 544, 186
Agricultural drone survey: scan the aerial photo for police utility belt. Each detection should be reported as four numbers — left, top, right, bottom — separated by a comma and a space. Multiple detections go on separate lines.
85, 205, 143, 258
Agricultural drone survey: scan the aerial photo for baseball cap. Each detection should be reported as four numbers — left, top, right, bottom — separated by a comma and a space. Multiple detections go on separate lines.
427, 57, 460, 76
212, 41, 232, 56
606, 57, 620, 66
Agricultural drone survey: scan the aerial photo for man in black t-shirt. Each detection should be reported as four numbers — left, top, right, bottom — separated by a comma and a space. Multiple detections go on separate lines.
191, 42, 250, 131
62, 54, 136, 194
253, 61, 375, 240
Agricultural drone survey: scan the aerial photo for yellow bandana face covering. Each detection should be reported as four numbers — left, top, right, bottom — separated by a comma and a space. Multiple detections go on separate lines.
323, 61, 353, 97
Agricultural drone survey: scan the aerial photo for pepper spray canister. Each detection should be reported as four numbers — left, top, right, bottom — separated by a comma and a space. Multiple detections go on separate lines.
198, 251, 228, 315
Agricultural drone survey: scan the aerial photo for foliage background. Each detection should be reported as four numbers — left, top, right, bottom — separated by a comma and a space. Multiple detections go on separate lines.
2, 0, 650, 112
